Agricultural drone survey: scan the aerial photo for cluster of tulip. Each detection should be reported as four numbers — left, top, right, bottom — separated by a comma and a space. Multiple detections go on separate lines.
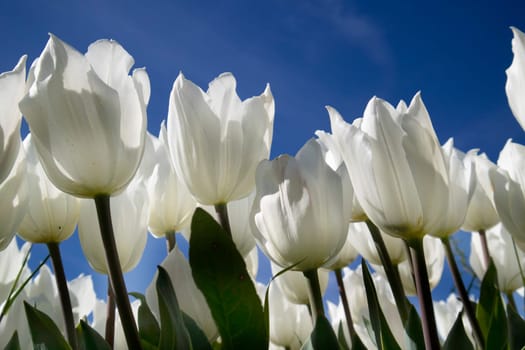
0, 25, 525, 350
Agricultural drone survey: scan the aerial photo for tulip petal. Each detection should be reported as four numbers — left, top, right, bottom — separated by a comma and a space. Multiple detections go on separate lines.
506, 27, 525, 130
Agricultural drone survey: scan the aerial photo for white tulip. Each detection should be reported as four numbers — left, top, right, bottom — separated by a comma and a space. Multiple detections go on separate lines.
18, 134, 80, 243
271, 263, 329, 305
146, 246, 218, 341
146, 125, 196, 238
252, 139, 348, 271
20, 35, 149, 197
506, 27, 525, 130
329, 94, 452, 241
78, 181, 148, 273
0, 55, 26, 184
166, 72, 274, 205
462, 152, 499, 232
470, 223, 525, 293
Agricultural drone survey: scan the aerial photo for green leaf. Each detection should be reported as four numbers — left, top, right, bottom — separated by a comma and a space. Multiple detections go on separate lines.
442, 311, 474, 350
129, 292, 160, 347
156, 265, 192, 350
507, 302, 525, 350
4, 331, 21, 350
403, 302, 425, 350
476, 262, 507, 350
361, 261, 401, 350
337, 322, 350, 350
336, 321, 366, 350
76, 320, 111, 350
23, 301, 71, 350
301, 315, 341, 350
183, 312, 213, 350
189, 208, 267, 350
351, 333, 367, 350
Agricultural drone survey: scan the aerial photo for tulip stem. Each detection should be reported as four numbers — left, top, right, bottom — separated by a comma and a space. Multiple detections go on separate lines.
214, 203, 232, 237
510, 237, 525, 312
407, 238, 440, 350
94, 195, 142, 350
47, 242, 78, 350
334, 268, 357, 341
506, 291, 517, 311
478, 229, 491, 268
303, 269, 325, 321
105, 278, 115, 347
365, 220, 409, 323
165, 231, 176, 253
441, 237, 485, 349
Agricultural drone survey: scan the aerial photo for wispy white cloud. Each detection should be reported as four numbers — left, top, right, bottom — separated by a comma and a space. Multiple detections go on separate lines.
298, 0, 392, 67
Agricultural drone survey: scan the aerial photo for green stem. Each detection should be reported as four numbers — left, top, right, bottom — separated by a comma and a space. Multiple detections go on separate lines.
47, 242, 78, 350
94, 195, 142, 350
442, 237, 485, 349
165, 231, 176, 253
0, 244, 32, 324
506, 291, 517, 311
510, 237, 525, 312
303, 269, 325, 321
407, 238, 440, 350
365, 220, 409, 323
478, 229, 491, 268
334, 269, 357, 341
214, 203, 232, 237
105, 278, 115, 347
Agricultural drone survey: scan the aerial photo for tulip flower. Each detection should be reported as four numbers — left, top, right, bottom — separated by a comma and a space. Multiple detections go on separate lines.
0, 55, 26, 184
145, 124, 196, 245
377, 235, 445, 296
429, 138, 471, 238
0, 239, 30, 305
506, 27, 525, 130
316, 124, 364, 221
329, 94, 450, 349
461, 152, 499, 233
470, 223, 525, 293
19, 35, 149, 198
187, 191, 257, 258
491, 140, 525, 251
327, 267, 406, 349
0, 266, 96, 349
19, 35, 150, 348
166, 72, 274, 205
330, 95, 456, 241
433, 294, 473, 345
347, 221, 407, 266
251, 138, 348, 271
146, 246, 218, 341
267, 282, 312, 349
78, 180, 148, 274
18, 135, 80, 243
0, 141, 28, 250
271, 263, 329, 305
91, 299, 140, 350
324, 224, 359, 270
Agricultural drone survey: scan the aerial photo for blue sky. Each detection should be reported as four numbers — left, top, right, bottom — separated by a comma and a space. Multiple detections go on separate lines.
2, 0, 525, 305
